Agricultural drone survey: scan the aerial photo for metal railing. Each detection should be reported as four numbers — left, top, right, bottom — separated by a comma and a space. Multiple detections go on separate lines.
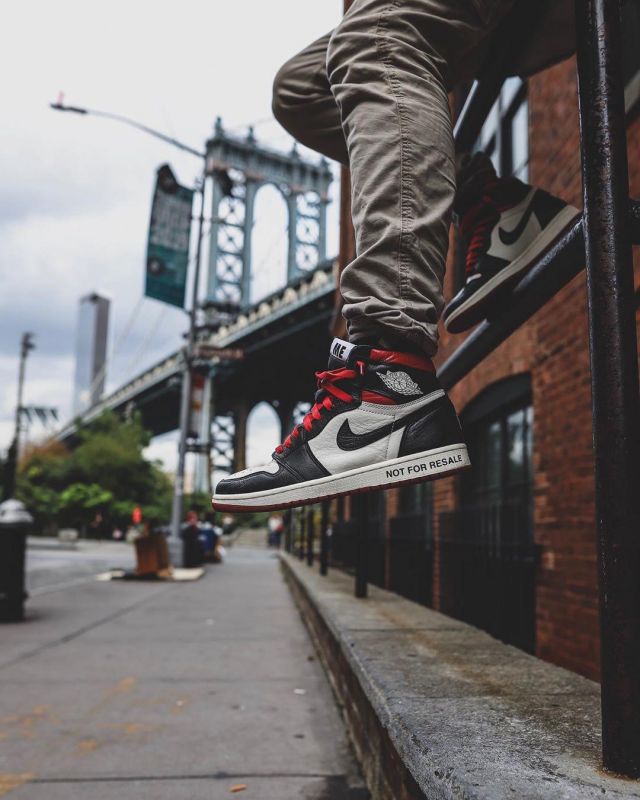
439, 502, 538, 654
388, 513, 433, 606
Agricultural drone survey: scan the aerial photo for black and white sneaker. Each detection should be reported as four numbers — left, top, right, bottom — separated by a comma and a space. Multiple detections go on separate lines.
212, 339, 470, 511
443, 175, 580, 334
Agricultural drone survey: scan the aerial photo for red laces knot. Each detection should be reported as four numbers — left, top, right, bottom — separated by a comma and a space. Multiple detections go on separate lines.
275, 366, 358, 454
462, 195, 500, 275
461, 180, 501, 276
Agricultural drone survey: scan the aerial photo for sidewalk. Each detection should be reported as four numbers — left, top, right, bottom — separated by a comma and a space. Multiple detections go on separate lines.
0, 543, 366, 799
282, 554, 640, 800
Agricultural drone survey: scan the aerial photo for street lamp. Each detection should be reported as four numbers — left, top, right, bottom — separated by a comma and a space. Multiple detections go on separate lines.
50, 98, 208, 541
49, 99, 205, 159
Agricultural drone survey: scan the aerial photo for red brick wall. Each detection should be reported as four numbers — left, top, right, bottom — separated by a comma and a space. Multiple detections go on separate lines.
342, 56, 640, 682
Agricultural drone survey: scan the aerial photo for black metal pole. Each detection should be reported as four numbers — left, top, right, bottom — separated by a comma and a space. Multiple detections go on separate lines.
319, 502, 330, 576
354, 495, 369, 599
575, 0, 640, 777
298, 510, 306, 561
306, 508, 315, 566
284, 509, 293, 553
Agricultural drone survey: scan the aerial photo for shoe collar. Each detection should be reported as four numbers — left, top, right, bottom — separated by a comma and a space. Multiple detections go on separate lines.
328, 337, 434, 373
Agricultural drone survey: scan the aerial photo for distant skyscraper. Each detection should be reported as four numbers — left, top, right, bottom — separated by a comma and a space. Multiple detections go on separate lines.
73, 292, 111, 414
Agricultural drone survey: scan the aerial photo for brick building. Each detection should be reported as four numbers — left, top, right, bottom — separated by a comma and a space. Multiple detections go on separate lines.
331, 39, 640, 682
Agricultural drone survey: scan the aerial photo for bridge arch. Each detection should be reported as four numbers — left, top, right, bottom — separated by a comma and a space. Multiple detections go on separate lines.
205, 118, 332, 309
250, 184, 289, 304
246, 401, 282, 469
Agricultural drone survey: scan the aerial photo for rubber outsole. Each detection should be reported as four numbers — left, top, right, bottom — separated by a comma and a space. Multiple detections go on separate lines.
212, 443, 470, 512
444, 206, 580, 334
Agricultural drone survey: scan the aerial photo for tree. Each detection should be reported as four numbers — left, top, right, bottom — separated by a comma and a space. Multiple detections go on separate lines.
17, 440, 71, 530
17, 412, 175, 535
58, 483, 113, 531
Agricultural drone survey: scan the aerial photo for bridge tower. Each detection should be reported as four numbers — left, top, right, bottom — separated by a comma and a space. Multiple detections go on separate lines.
205, 117, 332, 308
194, 119, 333, 491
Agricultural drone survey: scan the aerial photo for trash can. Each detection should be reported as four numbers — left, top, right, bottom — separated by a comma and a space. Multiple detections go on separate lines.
0, 499, 33, 622
181, 522, 205, 568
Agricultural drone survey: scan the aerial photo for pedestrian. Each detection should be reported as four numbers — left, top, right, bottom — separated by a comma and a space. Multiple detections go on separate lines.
213, 0, 577, 512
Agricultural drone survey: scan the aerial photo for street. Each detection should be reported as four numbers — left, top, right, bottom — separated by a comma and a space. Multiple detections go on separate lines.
0, 540, 366, 799
25, 539, 135, 596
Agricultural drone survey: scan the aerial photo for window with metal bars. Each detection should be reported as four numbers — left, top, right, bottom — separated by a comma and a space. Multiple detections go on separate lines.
460, 374, 534, 548
477, 77, 529, 182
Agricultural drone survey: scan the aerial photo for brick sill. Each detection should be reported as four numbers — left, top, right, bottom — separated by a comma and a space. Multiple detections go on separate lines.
281, 554, 640, 800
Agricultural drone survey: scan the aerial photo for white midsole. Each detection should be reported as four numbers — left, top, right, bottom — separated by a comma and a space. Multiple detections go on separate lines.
446, 206, 580, 326
212, 443, 470, 509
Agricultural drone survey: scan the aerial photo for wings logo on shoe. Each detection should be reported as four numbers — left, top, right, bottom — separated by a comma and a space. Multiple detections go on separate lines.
377, 370, 422, 396
336, 402, 441, 451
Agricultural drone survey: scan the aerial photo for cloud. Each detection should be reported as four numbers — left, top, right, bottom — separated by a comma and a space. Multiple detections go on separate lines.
0, 0, 342, 471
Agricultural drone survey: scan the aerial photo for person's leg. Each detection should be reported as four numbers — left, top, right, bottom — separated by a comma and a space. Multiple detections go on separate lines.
272, 33, 348, 166
326, 0, 513, 356
213, 2, 514, 512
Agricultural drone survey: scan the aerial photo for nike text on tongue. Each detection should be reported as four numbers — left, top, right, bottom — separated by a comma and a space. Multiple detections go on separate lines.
330, 338, 356, 362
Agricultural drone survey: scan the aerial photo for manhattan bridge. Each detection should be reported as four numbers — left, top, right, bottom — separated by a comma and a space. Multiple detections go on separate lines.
58, 119, 335, 490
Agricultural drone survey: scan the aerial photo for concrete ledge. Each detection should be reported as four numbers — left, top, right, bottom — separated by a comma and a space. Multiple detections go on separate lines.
281, 554, 640, 800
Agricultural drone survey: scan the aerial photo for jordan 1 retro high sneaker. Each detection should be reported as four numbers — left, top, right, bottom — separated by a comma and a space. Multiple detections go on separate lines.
212, 339, 470, 512
443, 176, 580, 334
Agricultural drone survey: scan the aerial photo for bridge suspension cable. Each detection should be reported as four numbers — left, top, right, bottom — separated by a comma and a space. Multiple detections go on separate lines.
120, 303, 171, 380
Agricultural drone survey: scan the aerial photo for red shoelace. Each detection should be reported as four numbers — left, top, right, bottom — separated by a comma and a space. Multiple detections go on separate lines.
462, 196, 500, 275
275, 366, 359, 454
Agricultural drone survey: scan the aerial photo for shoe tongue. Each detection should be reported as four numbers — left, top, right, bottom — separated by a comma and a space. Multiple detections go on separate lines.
327, 337, 370, 370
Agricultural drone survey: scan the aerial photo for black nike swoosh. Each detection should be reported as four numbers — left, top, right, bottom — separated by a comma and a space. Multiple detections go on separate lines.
498, 195, 536, 246
336, 401, 440, 451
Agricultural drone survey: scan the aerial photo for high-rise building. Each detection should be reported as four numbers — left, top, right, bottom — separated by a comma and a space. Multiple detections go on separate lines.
73, 292, 111, 414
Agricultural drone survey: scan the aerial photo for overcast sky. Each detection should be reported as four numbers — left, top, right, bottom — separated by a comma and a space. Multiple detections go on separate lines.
0, 0, 342, 476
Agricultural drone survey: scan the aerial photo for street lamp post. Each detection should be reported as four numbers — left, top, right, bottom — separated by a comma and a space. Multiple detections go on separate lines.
169, 176, 207, 541
50, 100, 210, 541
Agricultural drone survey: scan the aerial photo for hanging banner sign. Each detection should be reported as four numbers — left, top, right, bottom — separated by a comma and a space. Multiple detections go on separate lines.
145, 164, 194, 309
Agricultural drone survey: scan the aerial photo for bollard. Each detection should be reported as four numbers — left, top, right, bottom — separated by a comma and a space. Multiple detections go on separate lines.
0, 499, 33, 622
181, 521, 205, 569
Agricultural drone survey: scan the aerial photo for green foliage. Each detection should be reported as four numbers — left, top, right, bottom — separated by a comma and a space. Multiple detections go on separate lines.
17, 412, 175, 535
58, 483, 113, 529
17, 440, 70, 528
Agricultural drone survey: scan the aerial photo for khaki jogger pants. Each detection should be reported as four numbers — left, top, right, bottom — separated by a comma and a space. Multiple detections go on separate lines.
272, 0, 514, 355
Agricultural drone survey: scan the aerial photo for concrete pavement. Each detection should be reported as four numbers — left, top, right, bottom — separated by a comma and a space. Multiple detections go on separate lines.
25, 539, 135, 595
0, 542, 367, 799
